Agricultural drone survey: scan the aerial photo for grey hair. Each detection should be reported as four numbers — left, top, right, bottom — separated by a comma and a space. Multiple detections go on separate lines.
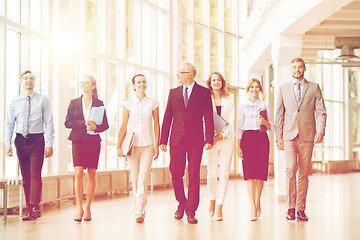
181, 62, 197, 78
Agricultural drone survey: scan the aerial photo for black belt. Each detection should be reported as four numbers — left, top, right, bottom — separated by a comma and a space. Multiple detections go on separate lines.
17, 133, 44, 139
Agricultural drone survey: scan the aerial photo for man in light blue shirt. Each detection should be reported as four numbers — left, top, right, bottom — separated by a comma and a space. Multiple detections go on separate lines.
4, 70, 55, 221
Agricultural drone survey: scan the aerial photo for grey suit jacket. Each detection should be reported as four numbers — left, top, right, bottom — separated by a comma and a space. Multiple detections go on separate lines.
275, 79, 327, 142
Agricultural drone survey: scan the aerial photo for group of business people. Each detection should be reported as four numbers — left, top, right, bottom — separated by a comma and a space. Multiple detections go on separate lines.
4, 57, 326, 225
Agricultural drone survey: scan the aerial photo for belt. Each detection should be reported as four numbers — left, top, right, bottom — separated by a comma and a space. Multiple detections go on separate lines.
17, 133, 44, 139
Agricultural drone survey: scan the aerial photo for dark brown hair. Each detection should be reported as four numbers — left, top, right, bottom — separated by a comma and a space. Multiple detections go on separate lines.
85, 75, 98, 99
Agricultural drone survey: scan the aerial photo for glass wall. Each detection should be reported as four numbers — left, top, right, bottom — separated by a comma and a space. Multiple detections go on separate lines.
181, 0, 240, 85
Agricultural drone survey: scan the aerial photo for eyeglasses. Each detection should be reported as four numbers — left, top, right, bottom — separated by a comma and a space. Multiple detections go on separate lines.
22, 77, 35, 81
178, 72, 190, 75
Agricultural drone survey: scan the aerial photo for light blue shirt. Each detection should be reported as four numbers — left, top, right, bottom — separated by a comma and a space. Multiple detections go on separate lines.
4, 92, 55, 148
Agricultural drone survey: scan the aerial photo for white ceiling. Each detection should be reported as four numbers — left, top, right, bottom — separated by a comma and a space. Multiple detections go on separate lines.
302, 0, 360, 61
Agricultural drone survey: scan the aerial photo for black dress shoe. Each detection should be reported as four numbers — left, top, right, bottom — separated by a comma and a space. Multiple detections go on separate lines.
286, 208, 296, 221
187, 214, 198, 224
22, 207, 40, 221
297, 211, 309, 221
175, 205, 185, 220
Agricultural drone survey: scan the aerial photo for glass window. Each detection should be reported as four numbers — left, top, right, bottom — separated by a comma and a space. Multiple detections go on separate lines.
126, 0, 135, 61
0, 0, 4, 16
157, 0, 169, 10
106, 0, 117, 56
84, 56, 98, 78
30, 37, 41, 93
142, 3, 154, 68
182, 22, 188, 62
210, 30, 219, 72
5, 28, 21, 178
7, 0, 21, 23
225, 34, 233, 85
85, 0, 98, 51
106, 62, 118, 170
225, 0, 233, 33
157, 10, 169, 71
30, 0, 42, 32
194, 0, 204, 24
210, 0, 218, 28
182, 0, 189, 19
194, 25, 204, 80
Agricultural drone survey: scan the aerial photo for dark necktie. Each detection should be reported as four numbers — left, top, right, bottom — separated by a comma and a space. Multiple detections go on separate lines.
22, 95, 31, 137
184, 87, 188, 107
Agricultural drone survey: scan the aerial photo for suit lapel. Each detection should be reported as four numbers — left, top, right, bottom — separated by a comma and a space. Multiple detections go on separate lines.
299, 80, 309, 106
186, 82, 198, 109
175, 86, 186, 110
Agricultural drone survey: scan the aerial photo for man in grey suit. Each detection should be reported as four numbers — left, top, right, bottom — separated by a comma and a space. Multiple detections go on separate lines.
275, 57, 327, 221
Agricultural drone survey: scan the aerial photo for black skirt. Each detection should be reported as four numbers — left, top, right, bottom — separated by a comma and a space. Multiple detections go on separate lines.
72, 139, 101, 169
240, 130, 269, 181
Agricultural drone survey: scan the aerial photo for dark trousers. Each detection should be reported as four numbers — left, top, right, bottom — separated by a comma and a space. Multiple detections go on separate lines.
15, 133, 45, 209
169, 135, 203, 215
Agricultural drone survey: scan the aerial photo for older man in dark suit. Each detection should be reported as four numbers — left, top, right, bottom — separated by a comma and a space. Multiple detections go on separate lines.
160, 62, 214, 224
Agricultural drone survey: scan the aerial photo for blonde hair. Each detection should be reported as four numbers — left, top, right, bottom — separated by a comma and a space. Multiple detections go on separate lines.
206, 72, 229, 97
246, 78, 263, 93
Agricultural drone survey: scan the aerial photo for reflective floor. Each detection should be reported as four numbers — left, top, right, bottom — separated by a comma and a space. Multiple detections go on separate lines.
1, 173, 360, 240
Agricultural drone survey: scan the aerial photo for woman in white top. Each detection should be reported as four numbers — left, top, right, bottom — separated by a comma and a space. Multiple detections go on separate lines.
117, 74, 160, 223
204, 72, 235, 221
235, 78, 274, 221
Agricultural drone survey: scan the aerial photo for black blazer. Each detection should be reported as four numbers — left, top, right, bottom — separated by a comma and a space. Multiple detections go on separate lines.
64, 96, 109, 142
160, 82, 214, 147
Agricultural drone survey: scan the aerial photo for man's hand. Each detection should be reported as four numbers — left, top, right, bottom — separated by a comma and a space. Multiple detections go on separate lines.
160, 144, 167, 152
45, 147, 53, 158
276, 140, 284, 150
204, 143, 212, 150
314, 132, 324, 144
5, 147, 13, 157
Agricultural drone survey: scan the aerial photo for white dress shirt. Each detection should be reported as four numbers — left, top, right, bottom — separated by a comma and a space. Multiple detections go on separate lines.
123, 96, 159, 146
183, 81, 195, 99
82, 98, 92, 121
235, 98, 274, 140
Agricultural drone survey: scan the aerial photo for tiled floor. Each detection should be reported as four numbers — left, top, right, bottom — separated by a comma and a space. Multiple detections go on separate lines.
1, 172, 360, 240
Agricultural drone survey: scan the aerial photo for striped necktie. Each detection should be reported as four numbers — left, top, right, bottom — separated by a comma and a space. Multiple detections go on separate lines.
22, 95, 31, 137
295, 82, 301, 105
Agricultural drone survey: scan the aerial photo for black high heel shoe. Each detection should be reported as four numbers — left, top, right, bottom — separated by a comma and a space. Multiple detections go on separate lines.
74, 211, 84, 223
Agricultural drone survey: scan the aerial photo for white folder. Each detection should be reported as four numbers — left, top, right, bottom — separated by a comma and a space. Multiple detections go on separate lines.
121, 131, 134, 156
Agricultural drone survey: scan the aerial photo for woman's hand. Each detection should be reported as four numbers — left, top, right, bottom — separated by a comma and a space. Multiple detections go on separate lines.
86, 120, 97, 131
153, 145, 159, 160
214, 131, 224, 142
117, 147, 124, 158
258, 115, 267, 126
237, 145, 243, 159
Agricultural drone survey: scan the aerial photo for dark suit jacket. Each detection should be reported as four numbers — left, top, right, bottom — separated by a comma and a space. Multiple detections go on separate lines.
160, 82, 214, 147
64, 96, 109, 142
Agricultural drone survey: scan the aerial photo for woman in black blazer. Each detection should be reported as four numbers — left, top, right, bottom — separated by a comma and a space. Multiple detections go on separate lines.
65, 76, 109, 223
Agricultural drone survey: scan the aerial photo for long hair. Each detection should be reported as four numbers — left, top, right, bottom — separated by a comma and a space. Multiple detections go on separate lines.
206, 72, 229, 97
85, 75, 98, 99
